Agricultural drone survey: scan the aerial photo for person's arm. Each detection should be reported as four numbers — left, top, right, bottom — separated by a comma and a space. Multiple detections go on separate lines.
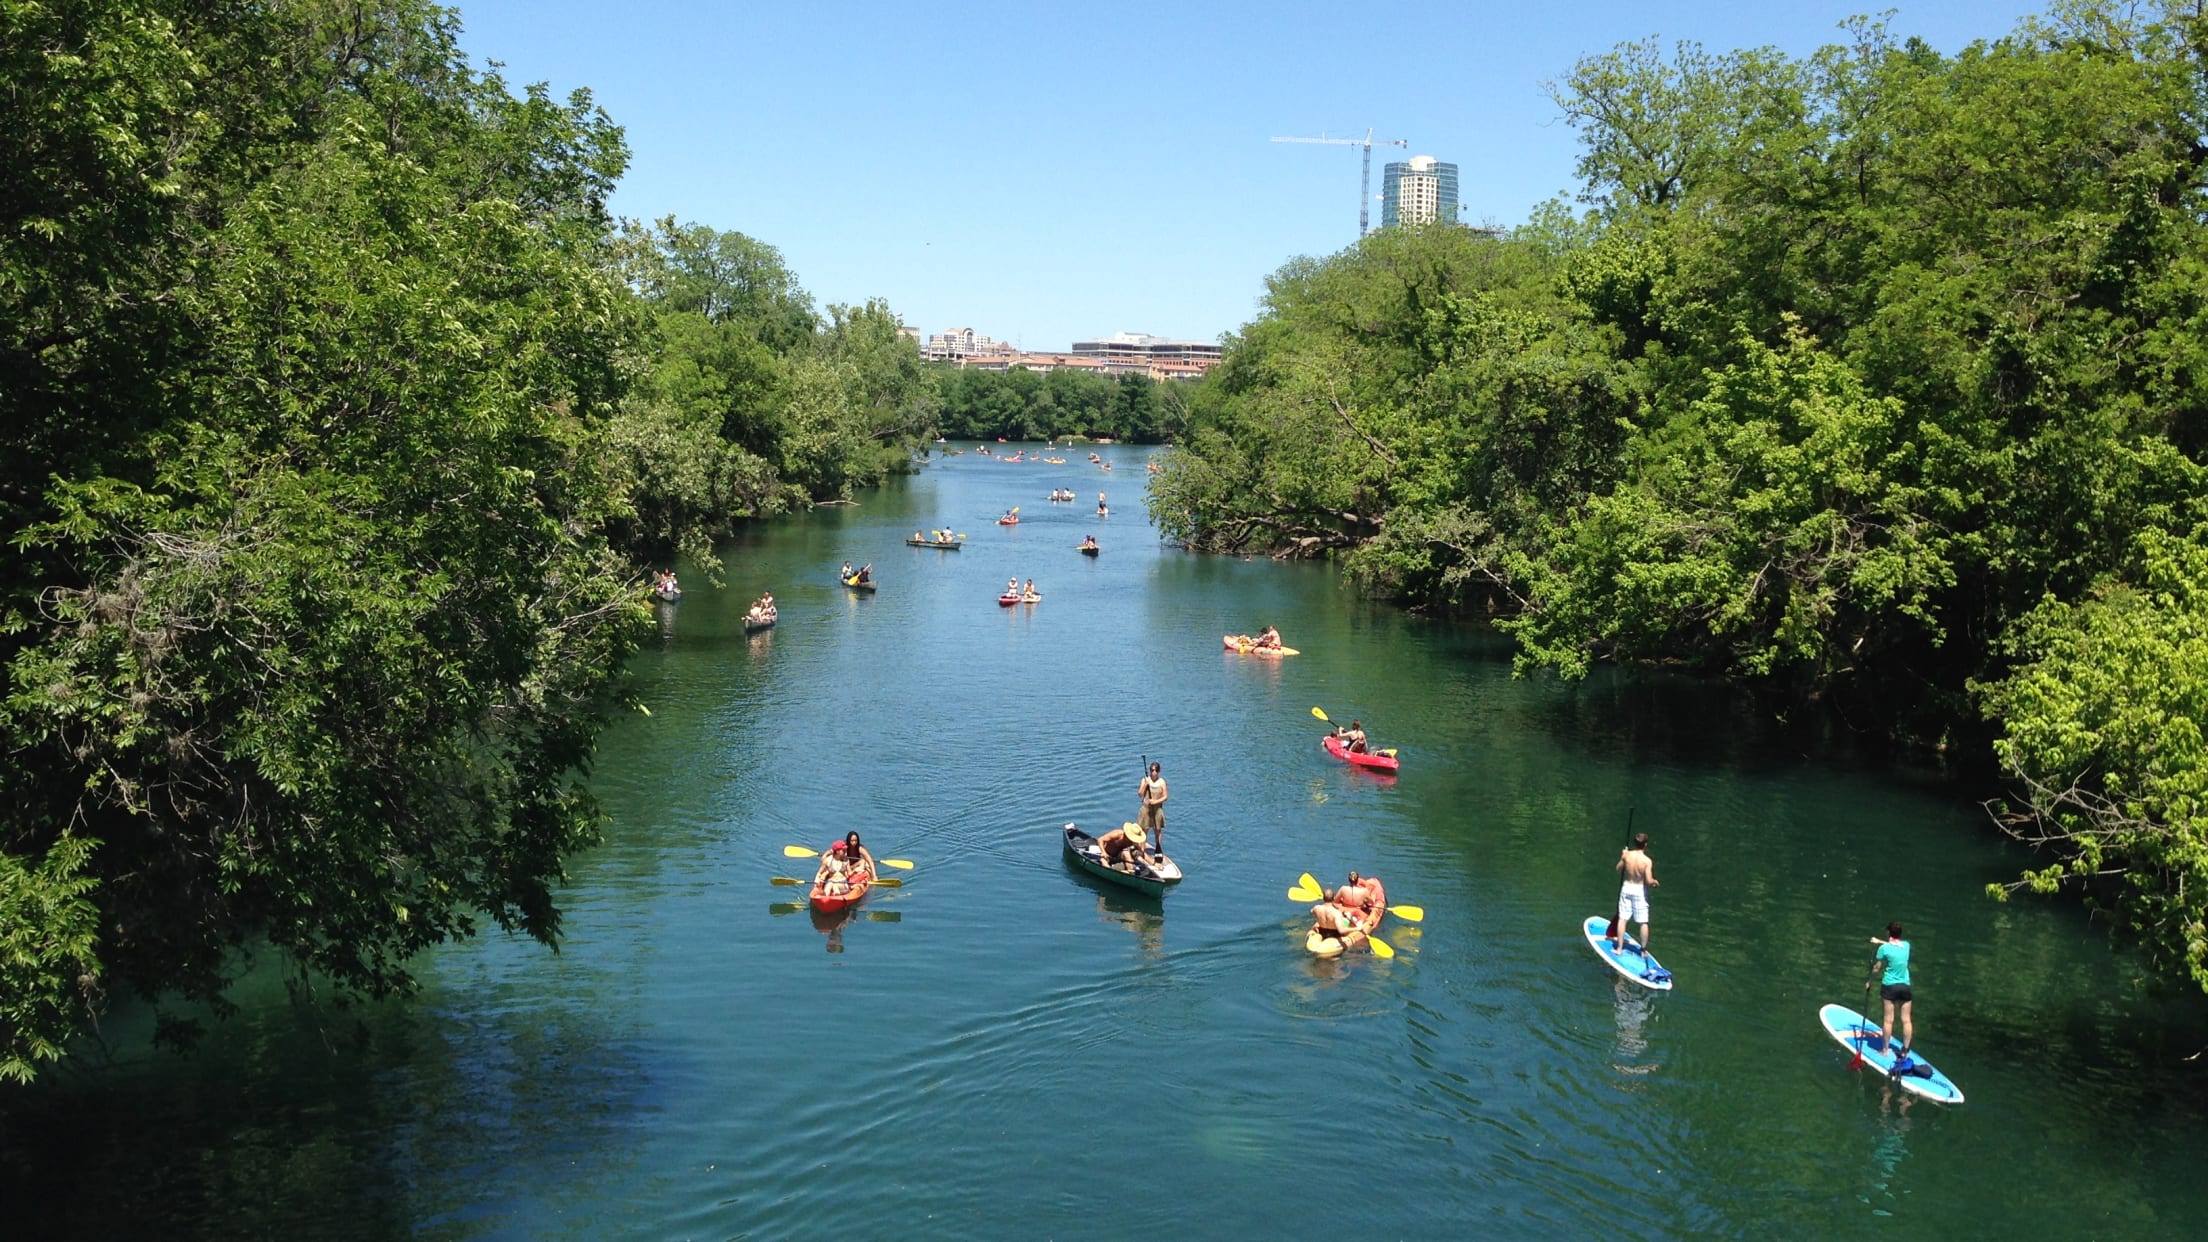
1646, 862, 1657, 888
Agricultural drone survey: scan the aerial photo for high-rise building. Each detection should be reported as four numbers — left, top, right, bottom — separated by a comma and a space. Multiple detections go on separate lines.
1380, 155, 1459, 228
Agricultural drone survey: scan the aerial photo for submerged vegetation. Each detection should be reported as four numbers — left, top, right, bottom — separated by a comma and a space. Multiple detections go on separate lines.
0, 0, 931, 1082
1152, 5, 2208, 993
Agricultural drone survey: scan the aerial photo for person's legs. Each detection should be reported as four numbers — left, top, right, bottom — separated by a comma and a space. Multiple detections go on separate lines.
1898, 999, 1913, 1053
1613, 891, 1631, 951
1878, 994, 1896, 1049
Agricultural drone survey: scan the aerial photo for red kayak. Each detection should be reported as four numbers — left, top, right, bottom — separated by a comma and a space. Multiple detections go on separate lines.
998, 593, 1022, 606
809, 866, 874, 912
1323, 734, 1400, 773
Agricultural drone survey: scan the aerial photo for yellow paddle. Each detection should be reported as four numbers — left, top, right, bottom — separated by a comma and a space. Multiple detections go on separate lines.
1311, 707, 1330, 722
782, 844, 914, 870
774, 873, 901, 888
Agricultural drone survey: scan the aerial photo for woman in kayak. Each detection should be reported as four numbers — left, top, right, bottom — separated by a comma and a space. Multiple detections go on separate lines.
1255, 624, 1283, 650
1005, 577, 1020, 598
1022, 578, 1038, 599
841, 831, 877, 878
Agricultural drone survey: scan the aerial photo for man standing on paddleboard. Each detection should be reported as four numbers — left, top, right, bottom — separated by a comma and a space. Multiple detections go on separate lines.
1137, 762, 1168, 854
1612, 834, 1658, 955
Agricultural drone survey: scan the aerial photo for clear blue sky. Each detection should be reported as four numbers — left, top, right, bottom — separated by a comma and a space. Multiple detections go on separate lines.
450, 0, 2043, 351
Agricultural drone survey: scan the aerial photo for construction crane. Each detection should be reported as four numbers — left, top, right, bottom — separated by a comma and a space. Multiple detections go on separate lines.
1271, 128, 1409, 236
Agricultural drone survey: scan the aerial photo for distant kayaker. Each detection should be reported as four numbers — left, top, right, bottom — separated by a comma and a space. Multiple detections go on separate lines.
841, 561, 854, 582
1096, 823, 1152, 872
1868, 922, 1914, 1058
1022, 578, 1038, 599
1330, 719, 1367, 753
1137, 763, 1168, 851
1080, 534, 1098, 549
1255, 625, 1283, 650
1612, 833, 1658, 956
842, 831, 878, 878
857, 563, 872, 584
1005, 577, 1019, 598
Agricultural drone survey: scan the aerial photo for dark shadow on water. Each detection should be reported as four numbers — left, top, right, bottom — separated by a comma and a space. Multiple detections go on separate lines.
0, 976, 649, 1240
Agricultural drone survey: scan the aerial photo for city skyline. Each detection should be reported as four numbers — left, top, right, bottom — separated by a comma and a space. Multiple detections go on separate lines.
449, 1, 2044, 351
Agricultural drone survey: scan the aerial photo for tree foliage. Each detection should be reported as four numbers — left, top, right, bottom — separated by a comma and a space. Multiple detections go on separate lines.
1154, 2, 2208, 988
931, 364, 1187, 444
0, 0, 928, 1083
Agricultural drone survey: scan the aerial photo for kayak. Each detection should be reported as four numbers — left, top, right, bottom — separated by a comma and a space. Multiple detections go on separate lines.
1079, 545, 1099, 556
1062, 824, 1182, 897
842, 575, 877, 592
906, 538, 962, 550
1818, 1004, 1965, 1104
1581, 914, 1674, 990
809, 867, 873, 913
1224, 635, 1300, 657
997, 593, 1022, 606
1322, 735, 1399, 773
1307, 905, 1386, 957
998, 517, 1019, 526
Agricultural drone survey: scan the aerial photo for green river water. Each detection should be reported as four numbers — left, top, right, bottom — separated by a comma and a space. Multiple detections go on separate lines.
5, 443, 2206, 1239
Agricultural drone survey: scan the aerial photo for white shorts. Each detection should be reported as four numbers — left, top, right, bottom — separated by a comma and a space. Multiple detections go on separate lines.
1617, 883, 1649, 925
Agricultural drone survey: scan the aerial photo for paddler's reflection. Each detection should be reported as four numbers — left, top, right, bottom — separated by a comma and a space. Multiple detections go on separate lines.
1095, 894, 1164, 957
1612, 977, 1659, 1071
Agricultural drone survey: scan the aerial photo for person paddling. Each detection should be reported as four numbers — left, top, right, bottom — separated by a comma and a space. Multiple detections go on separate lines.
1869, 922, 1914, 1059
1137, 762, 1168, 853
1611, 833, 1657, 956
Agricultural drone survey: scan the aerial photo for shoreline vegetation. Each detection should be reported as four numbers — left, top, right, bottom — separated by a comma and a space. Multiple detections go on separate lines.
4, 0, 2204, 1087
1148, 6, 2208, 1000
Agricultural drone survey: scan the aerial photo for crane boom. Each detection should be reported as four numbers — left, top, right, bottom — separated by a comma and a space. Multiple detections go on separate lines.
1270, 128, 1409, 236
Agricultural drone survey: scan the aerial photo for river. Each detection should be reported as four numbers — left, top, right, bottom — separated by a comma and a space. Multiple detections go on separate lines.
5, 442, 2205, 1239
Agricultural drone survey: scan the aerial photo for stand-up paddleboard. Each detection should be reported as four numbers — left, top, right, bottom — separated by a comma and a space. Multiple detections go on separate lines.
1817, 1004, 1965, 1104
1582, 915, 1673, 990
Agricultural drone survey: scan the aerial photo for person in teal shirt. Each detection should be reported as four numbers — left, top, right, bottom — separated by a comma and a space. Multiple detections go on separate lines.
1868, 921, 1913, 1056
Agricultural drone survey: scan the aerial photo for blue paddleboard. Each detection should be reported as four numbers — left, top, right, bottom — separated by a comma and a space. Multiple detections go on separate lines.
1582, 915, 1673, 990
1817, 1003, 1965, 1105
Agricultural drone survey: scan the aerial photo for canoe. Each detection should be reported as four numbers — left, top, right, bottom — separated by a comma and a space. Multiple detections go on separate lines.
742, 613, 777, 632
1582, 915, 1674, 991
653, 586, 682, 603
1322, 735, 1399, 773
842, 575, 877, 592
809, 866, 873, 913
1079, 545, 1099, 556
1306, 904, 1385, 957
1062, 824, 1182, 897
1224, 634, 1300, 657
1818, 1003, 1965, 1104
906, 538, 962, 550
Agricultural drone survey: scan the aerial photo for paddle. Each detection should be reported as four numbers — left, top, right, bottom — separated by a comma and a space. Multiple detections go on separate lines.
1606, 808, 1637, 942
1849, 967, 1877, 1071
782, 844, 914, 869
773, 873, 901, 888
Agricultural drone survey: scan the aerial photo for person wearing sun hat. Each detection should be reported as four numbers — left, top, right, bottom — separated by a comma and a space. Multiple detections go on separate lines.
1094, 822, 1152, 872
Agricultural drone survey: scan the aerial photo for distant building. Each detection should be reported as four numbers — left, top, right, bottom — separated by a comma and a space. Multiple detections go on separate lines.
1068, 331, 1222, 369
920, 327, 1018, 361
1381, 155, 1459, 228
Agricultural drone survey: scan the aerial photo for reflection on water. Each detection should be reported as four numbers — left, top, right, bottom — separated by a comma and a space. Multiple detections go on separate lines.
1612, 977, 1661, 1072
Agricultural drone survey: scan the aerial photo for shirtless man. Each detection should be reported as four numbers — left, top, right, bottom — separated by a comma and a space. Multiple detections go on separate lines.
1095, 823, 1153, 872
1137, 763, 1168, 853
1613, 833, 1658, 955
